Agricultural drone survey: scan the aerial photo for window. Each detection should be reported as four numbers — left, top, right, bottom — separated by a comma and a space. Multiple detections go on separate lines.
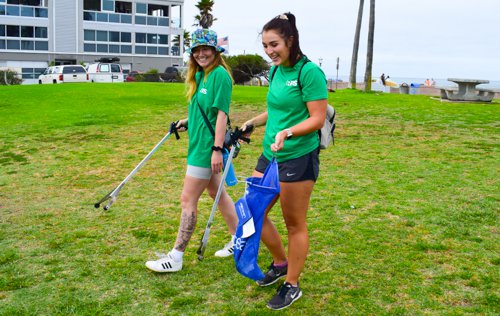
0, 25, 4, 36
135, 45, 146, 54
7, 5, 20, 16
147, 33, 156, 44
158, 35, 167, 45
99, 64, 110, 72
34, 26, 47, 38
7, 39, 20, 49
84, 43, 96, 52
20, 6, 33, 16
34, 40, 47, 50
109, 31, 119, 42
147, 46, 157, 55
7, 25, 19, 37
120, 32, 130, 42
135, 15, 146, 25
115, 1, 131, 14
21, 40, 34, 50
102, 0, 113, 11
96, 30, 107, 41
34, 7, 47, 17
135, 33, 145, 44
84, 29, 95, 41
158, 47, 168, 55
96, 43, 107, 52
148, 4, 168, 17
109, 44, 119, 53
63, 66, 86, 74
120, 14, 131, 24
21, 26, 33, 37
110, 64, 120, 72
84, 0, 100, 11
147, 16, 157, 26
0, 39, 5, 49
120, 45, 131, 53
96, 12, 107, 22
108, 13, 119, 23
136, 3, 146, 14
83, 11, 96, 21
0, 6, 5, 15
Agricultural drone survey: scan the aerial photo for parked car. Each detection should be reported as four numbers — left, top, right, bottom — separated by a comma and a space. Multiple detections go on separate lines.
38, 65, 89, 84
125, 71, 143, 82
87, 61, 124, 83
160, 66, 187, 82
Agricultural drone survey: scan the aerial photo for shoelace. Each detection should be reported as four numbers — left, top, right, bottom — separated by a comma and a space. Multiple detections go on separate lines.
277, 283, 292, 297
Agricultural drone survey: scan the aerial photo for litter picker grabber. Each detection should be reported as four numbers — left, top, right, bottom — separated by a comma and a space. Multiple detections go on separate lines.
94, 121, 180, 211
197, 127, 252, 260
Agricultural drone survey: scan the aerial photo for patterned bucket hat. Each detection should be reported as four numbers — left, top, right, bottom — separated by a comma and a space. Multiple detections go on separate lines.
187, 28, 225, 54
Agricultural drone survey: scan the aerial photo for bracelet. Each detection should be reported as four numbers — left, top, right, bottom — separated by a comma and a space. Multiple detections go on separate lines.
211, 146, 223, 152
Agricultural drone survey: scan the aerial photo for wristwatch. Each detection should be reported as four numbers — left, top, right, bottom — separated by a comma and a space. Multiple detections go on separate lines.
211, 145, 223, 152
284, 128, 293, 140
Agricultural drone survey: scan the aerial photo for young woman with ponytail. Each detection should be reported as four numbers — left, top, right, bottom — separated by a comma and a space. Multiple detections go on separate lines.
242, 12, 328, 310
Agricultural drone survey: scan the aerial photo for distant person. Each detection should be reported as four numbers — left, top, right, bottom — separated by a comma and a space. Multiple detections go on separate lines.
431, 78, 436, 86
241, 12, 328, 310
425, 78, 431, 86
380, 73, 386, 86
145, 28, 237, 273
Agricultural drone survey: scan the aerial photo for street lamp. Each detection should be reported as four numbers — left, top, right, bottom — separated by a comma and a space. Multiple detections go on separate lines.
318, 57, 323, 68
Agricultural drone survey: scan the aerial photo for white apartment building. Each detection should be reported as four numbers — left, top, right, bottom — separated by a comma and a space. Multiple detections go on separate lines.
0, 0, 185, 83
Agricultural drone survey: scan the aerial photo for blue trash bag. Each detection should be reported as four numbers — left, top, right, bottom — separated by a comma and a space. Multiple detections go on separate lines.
233, 158, 280, 281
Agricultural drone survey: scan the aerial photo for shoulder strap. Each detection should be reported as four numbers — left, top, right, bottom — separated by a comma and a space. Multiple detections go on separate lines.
269, 58, 310, 91
297, 57, 310, 92
269, 66, 278, 83
194, 74, 216, 137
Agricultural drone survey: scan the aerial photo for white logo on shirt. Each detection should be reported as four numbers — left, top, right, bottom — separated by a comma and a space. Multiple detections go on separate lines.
200, 88, 207, 94
286, 80, 298, 87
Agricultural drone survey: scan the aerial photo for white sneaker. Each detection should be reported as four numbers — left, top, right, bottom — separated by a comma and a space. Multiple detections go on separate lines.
214, 239, 234, 257
145, 252, 182, 272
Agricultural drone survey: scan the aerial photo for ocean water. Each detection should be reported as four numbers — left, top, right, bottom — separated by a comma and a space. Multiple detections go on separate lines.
330, 75, 500, 91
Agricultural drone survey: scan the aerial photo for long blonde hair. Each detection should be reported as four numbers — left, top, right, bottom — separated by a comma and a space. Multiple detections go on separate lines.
185, 50, 233, 101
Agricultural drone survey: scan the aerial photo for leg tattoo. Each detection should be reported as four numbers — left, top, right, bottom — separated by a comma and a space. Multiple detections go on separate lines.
174, 211, 197, 251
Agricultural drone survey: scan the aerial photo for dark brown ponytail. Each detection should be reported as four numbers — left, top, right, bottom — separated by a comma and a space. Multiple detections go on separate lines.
262, 12, 303, 67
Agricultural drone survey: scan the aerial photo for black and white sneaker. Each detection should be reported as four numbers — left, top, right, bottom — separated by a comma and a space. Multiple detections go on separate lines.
145, 251, 182, 272
256, 262, 287, 286
267, 282, 302, 310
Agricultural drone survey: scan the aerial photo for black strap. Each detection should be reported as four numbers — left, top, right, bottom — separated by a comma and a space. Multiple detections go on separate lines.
194, 74, 216, 137
194, 73, 231, 138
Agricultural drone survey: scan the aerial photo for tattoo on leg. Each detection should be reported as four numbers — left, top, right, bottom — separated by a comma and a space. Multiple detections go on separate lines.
174, 211, 197, 251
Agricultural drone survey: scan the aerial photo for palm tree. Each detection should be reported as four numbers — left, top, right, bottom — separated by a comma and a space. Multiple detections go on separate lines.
172, 31, 191, 51
349, 0, 364, 89
193, 0, 216, 28
363, 0, 375, 92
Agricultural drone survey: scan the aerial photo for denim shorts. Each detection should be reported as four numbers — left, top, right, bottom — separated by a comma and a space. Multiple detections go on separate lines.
255, 147, 320, 182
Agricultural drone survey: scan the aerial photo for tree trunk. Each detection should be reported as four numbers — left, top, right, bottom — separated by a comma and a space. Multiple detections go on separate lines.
349, 0, 364, 89
364, 0, 375, 92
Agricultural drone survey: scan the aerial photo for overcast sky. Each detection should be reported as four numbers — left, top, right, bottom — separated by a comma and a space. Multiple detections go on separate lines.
182, 0, 500, 81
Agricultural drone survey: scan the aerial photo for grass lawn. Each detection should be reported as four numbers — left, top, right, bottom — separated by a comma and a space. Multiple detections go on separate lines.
0, 83, 498, 315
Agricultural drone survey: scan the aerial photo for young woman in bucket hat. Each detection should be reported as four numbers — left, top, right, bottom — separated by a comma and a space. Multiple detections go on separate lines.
242, 12, 328, 310
145, 28, 238, 272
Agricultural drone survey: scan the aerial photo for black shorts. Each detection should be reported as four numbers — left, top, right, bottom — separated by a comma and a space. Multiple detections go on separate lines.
255, 147, 320, 182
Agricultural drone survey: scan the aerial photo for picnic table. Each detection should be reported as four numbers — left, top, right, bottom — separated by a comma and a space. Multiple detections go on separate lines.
439, 78, 495, 102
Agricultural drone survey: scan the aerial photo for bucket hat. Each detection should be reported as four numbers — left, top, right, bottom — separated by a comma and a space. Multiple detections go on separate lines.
187, 28, 225, 54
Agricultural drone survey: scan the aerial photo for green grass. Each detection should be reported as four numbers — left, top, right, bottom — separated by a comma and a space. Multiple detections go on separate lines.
0, 83, 498, 315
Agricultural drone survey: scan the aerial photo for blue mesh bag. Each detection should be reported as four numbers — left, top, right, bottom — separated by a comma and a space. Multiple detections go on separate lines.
233, 158, 280, 281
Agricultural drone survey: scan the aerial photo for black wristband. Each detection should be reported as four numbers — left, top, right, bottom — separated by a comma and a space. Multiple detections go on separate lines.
211, 146, 223, 152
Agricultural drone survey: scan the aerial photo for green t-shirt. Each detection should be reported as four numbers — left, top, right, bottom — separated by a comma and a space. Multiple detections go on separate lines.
187, 66, 232, 168
263, 57, 328, 162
